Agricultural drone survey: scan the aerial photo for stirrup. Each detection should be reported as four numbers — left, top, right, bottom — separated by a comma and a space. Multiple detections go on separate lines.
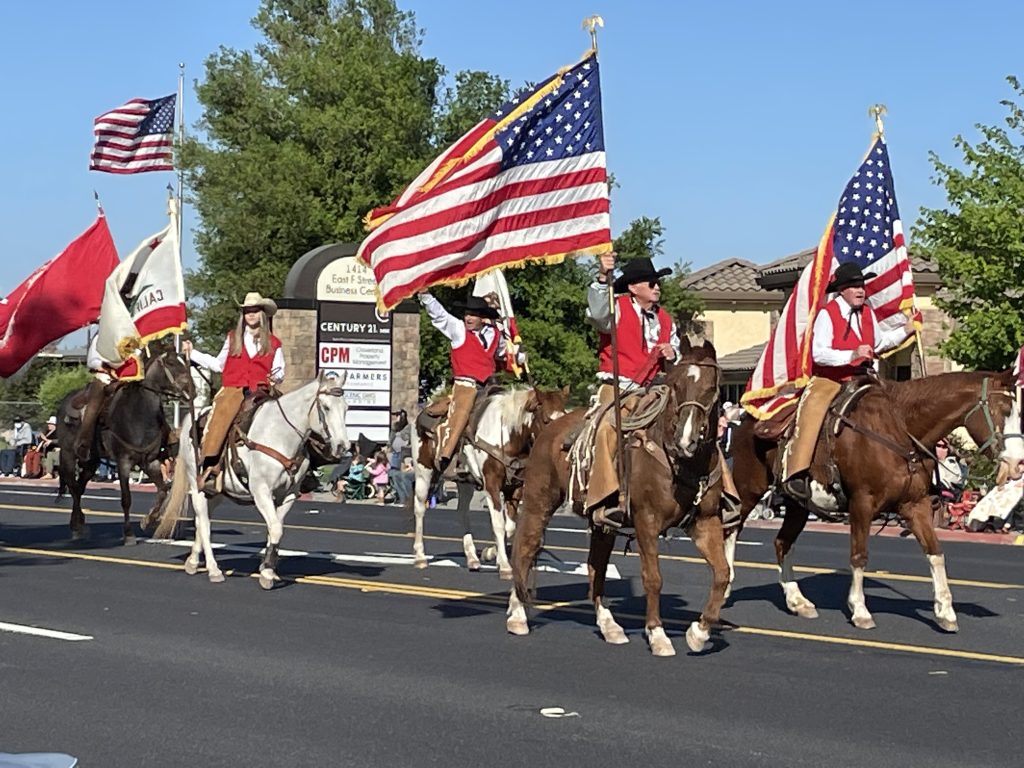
200, 467, 221, 496
592, 506, 627, 530
781, 475, 811, 502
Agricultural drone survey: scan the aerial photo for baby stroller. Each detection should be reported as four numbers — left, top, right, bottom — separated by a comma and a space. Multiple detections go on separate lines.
344, 466, 397, 503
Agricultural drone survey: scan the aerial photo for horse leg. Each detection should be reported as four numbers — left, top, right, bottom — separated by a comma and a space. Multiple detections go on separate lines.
723, 526, 738, 601
507, 473, 561, 637
687, 510, 730, 654
190, 492, 224, 583
117, 456, 135, 542
775, 503, 817, 618
632, 517, 671, 655
456, 479, 481, 572
253, 482, 287, 590
67, 460, 96, 540
846, 498, 876, 629
900, 497, 959, 632
141, 459, 168, 532
483, 481, 512, 579
412, 460, 432, 569
589, 526, 628, 645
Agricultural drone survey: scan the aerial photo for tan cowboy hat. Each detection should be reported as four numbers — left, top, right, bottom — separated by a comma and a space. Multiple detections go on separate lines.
238, 291, 278, 317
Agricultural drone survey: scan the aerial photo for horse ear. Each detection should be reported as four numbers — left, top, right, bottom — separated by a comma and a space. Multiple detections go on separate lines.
702, 338, 717, 360
680, 335, 692, 354
561, 384, 571, 398
525, 390, 539, 412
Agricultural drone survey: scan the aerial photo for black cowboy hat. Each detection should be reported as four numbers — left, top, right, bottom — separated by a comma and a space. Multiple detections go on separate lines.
613, 257, 673, 294
452, 295, 500, 320
826, 262, 877, 293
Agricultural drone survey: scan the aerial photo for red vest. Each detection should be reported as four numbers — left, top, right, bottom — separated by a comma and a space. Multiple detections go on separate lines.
222, 332, 282, 390
812, 300, 876, 382
598, 295, 672, 386
451, 326, 500, 384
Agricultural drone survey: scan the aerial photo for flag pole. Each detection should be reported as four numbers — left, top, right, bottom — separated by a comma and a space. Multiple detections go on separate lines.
871, 104, 928, 379
584, 15, 629, 525
173, 63, 186, 429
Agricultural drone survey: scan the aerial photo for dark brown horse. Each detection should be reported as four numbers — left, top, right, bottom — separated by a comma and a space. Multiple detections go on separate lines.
507, 339, 729, 657
55, 342, 194, 542
727, 369, 1022, 630
410, 385, 568, 577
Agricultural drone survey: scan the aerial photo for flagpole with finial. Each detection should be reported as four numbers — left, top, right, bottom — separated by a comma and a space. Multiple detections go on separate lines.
583, 14, 629, 529
870, 104, 927, 379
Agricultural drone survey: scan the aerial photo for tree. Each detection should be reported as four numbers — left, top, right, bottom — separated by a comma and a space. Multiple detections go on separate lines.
181, 0, 447, 343
37, 366, 92, 416
915, 76, 1024, 370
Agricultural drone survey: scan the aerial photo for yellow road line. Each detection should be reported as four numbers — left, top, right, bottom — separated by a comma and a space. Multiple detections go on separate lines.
3, 543, 1022, 666
4, 502, 1022, 591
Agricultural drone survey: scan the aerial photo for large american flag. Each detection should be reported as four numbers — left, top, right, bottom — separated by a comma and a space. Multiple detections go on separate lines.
357, 52, 611, 310
89, 95, 176, 174
742, 137, 917, 419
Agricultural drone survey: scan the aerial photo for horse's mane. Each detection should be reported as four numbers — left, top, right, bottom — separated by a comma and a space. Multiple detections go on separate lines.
885, 370, 1004, 407
497, 386, 533, 429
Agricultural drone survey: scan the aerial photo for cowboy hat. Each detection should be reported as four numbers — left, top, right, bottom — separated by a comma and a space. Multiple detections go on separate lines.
237, 291, 278, 317
826, 262, 877, 294
612, 257, 673, 294
452, 295, 500, 320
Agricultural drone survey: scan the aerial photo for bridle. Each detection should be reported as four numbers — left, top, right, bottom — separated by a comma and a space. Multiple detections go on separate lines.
963, 376, 1023, 457
671, 360, 722, 451
274, 381, 347, 455
138, 350, 193, 402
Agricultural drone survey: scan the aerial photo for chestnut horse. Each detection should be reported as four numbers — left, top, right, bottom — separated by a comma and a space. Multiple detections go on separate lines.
507, 339, 729, 657
410, 386, 568, 576
727, 369, 1023, 630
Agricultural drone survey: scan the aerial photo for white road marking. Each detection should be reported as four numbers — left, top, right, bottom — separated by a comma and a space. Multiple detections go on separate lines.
146, 539, 621, 579
547, 526, 763, 545
1, 488, 125, 502
0, 621, 93, 642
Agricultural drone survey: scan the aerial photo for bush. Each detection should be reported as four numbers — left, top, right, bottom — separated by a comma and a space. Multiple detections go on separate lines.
37, 366, 92, 416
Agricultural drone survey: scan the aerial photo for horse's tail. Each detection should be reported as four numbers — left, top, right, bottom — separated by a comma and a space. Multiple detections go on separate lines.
153, 415, 193, 539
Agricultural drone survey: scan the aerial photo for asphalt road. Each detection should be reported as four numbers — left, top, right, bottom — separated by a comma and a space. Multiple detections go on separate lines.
1, 484, 1022, 767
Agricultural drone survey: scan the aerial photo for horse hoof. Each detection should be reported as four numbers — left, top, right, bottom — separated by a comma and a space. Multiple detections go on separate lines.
648, 628, 677, 657
467, 559, 481, 572
936, 617, 959, 633
208, 571, 225, 584
414, 558, 429, 570
481, 546, 497, 563
499, 568, 513, 581
184, 559, 199, 576
851, 615, 876, 630
259, 573, 275, 590
599, 623, 629, 645
507, 618, 530, 636
794, 603, 819, 620
685, 622, 710, 654
71, 528, 88, 541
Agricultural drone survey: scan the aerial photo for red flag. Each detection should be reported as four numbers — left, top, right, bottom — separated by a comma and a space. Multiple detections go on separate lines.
0, 216, 119, 377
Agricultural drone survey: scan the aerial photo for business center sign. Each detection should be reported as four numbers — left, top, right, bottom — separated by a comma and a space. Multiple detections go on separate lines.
317, 300, 392, 443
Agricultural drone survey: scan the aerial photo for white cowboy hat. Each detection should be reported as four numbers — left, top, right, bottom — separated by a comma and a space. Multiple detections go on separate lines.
47, 416, 57, 425
237, 291, 278, 317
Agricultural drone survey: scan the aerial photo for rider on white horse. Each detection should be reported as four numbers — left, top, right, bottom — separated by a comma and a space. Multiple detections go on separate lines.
183, 291, 285, 495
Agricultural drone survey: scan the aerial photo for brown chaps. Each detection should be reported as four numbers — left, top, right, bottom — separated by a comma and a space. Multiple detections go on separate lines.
782, 377, 842, 481
77, 378, 109, 452
201, 387, 245, 463
437, 380, 479, 463
586, 384, 741, 510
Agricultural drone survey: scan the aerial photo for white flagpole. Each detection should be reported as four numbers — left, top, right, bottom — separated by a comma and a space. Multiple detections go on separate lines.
173, 62, 186, 430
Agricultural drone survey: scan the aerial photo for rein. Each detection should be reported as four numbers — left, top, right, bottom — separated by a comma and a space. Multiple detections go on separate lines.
962, 377, 1023, 456
242, 384, 345, 475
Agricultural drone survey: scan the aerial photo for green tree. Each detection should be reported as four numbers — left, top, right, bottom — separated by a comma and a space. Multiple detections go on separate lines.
37, 366, 92, 416
181, 0, 446, 343
915, 76, 1024, 370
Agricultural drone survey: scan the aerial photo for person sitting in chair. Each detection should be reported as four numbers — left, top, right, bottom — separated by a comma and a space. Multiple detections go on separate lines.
183, 292, 284, 494
418, 290, 506, 498
781, 262, 918, 501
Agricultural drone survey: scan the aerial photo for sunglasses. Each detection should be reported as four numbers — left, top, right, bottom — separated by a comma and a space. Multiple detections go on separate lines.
936, 443, 949, 449
647, 280, 661, 289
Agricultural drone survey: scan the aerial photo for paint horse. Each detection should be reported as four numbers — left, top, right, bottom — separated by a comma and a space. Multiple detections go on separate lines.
727, 368, 1023, 631
411, 386, 568, 577
508, 339, 730, 657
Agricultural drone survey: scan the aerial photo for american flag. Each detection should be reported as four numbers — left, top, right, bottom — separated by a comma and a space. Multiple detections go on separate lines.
89, 95, 176, 174
357, 52, 611, 310
742, 137, 917, 419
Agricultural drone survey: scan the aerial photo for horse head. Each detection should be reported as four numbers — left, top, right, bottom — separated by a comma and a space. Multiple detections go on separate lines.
963, 368, 1024, 482
667, 337, 720, 459
311, 370, 350, 459
143, 340, 195, 401
524, 384, 569, 428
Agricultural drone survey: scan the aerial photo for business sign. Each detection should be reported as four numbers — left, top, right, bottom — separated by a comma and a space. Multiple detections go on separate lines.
317, 256, 378, 303
317, 301, 392, 443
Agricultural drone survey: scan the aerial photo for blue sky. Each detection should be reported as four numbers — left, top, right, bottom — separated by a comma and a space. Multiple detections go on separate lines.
1, 0, 1021, 302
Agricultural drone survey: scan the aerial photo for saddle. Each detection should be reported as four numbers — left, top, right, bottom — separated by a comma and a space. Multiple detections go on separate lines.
415, 382, 504, 456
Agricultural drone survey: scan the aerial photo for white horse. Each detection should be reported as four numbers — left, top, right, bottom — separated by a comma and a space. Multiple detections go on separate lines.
154, 372, 350, 589
411, 387, 567, 578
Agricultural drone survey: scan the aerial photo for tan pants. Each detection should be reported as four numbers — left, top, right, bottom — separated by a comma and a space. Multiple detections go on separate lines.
782, 377, 842, 481
438, 380, 479, 462
586, 383, 639, 510
201, 387, 245, 462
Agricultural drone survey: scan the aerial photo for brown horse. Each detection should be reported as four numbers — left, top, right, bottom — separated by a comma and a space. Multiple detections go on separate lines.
727, 369, 1023, 630
410, 385, 568, 576
507, 339, 729, 657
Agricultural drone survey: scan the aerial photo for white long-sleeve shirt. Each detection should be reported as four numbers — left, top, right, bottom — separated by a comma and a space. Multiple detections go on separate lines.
586, 282, 681, 388
419, 293, 507, 359
190, 330, 285, 383
86, 335, 112, 371
811, 296, 908, 369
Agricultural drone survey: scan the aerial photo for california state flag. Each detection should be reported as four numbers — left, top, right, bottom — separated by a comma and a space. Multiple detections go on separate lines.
96, 197, 187, 374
